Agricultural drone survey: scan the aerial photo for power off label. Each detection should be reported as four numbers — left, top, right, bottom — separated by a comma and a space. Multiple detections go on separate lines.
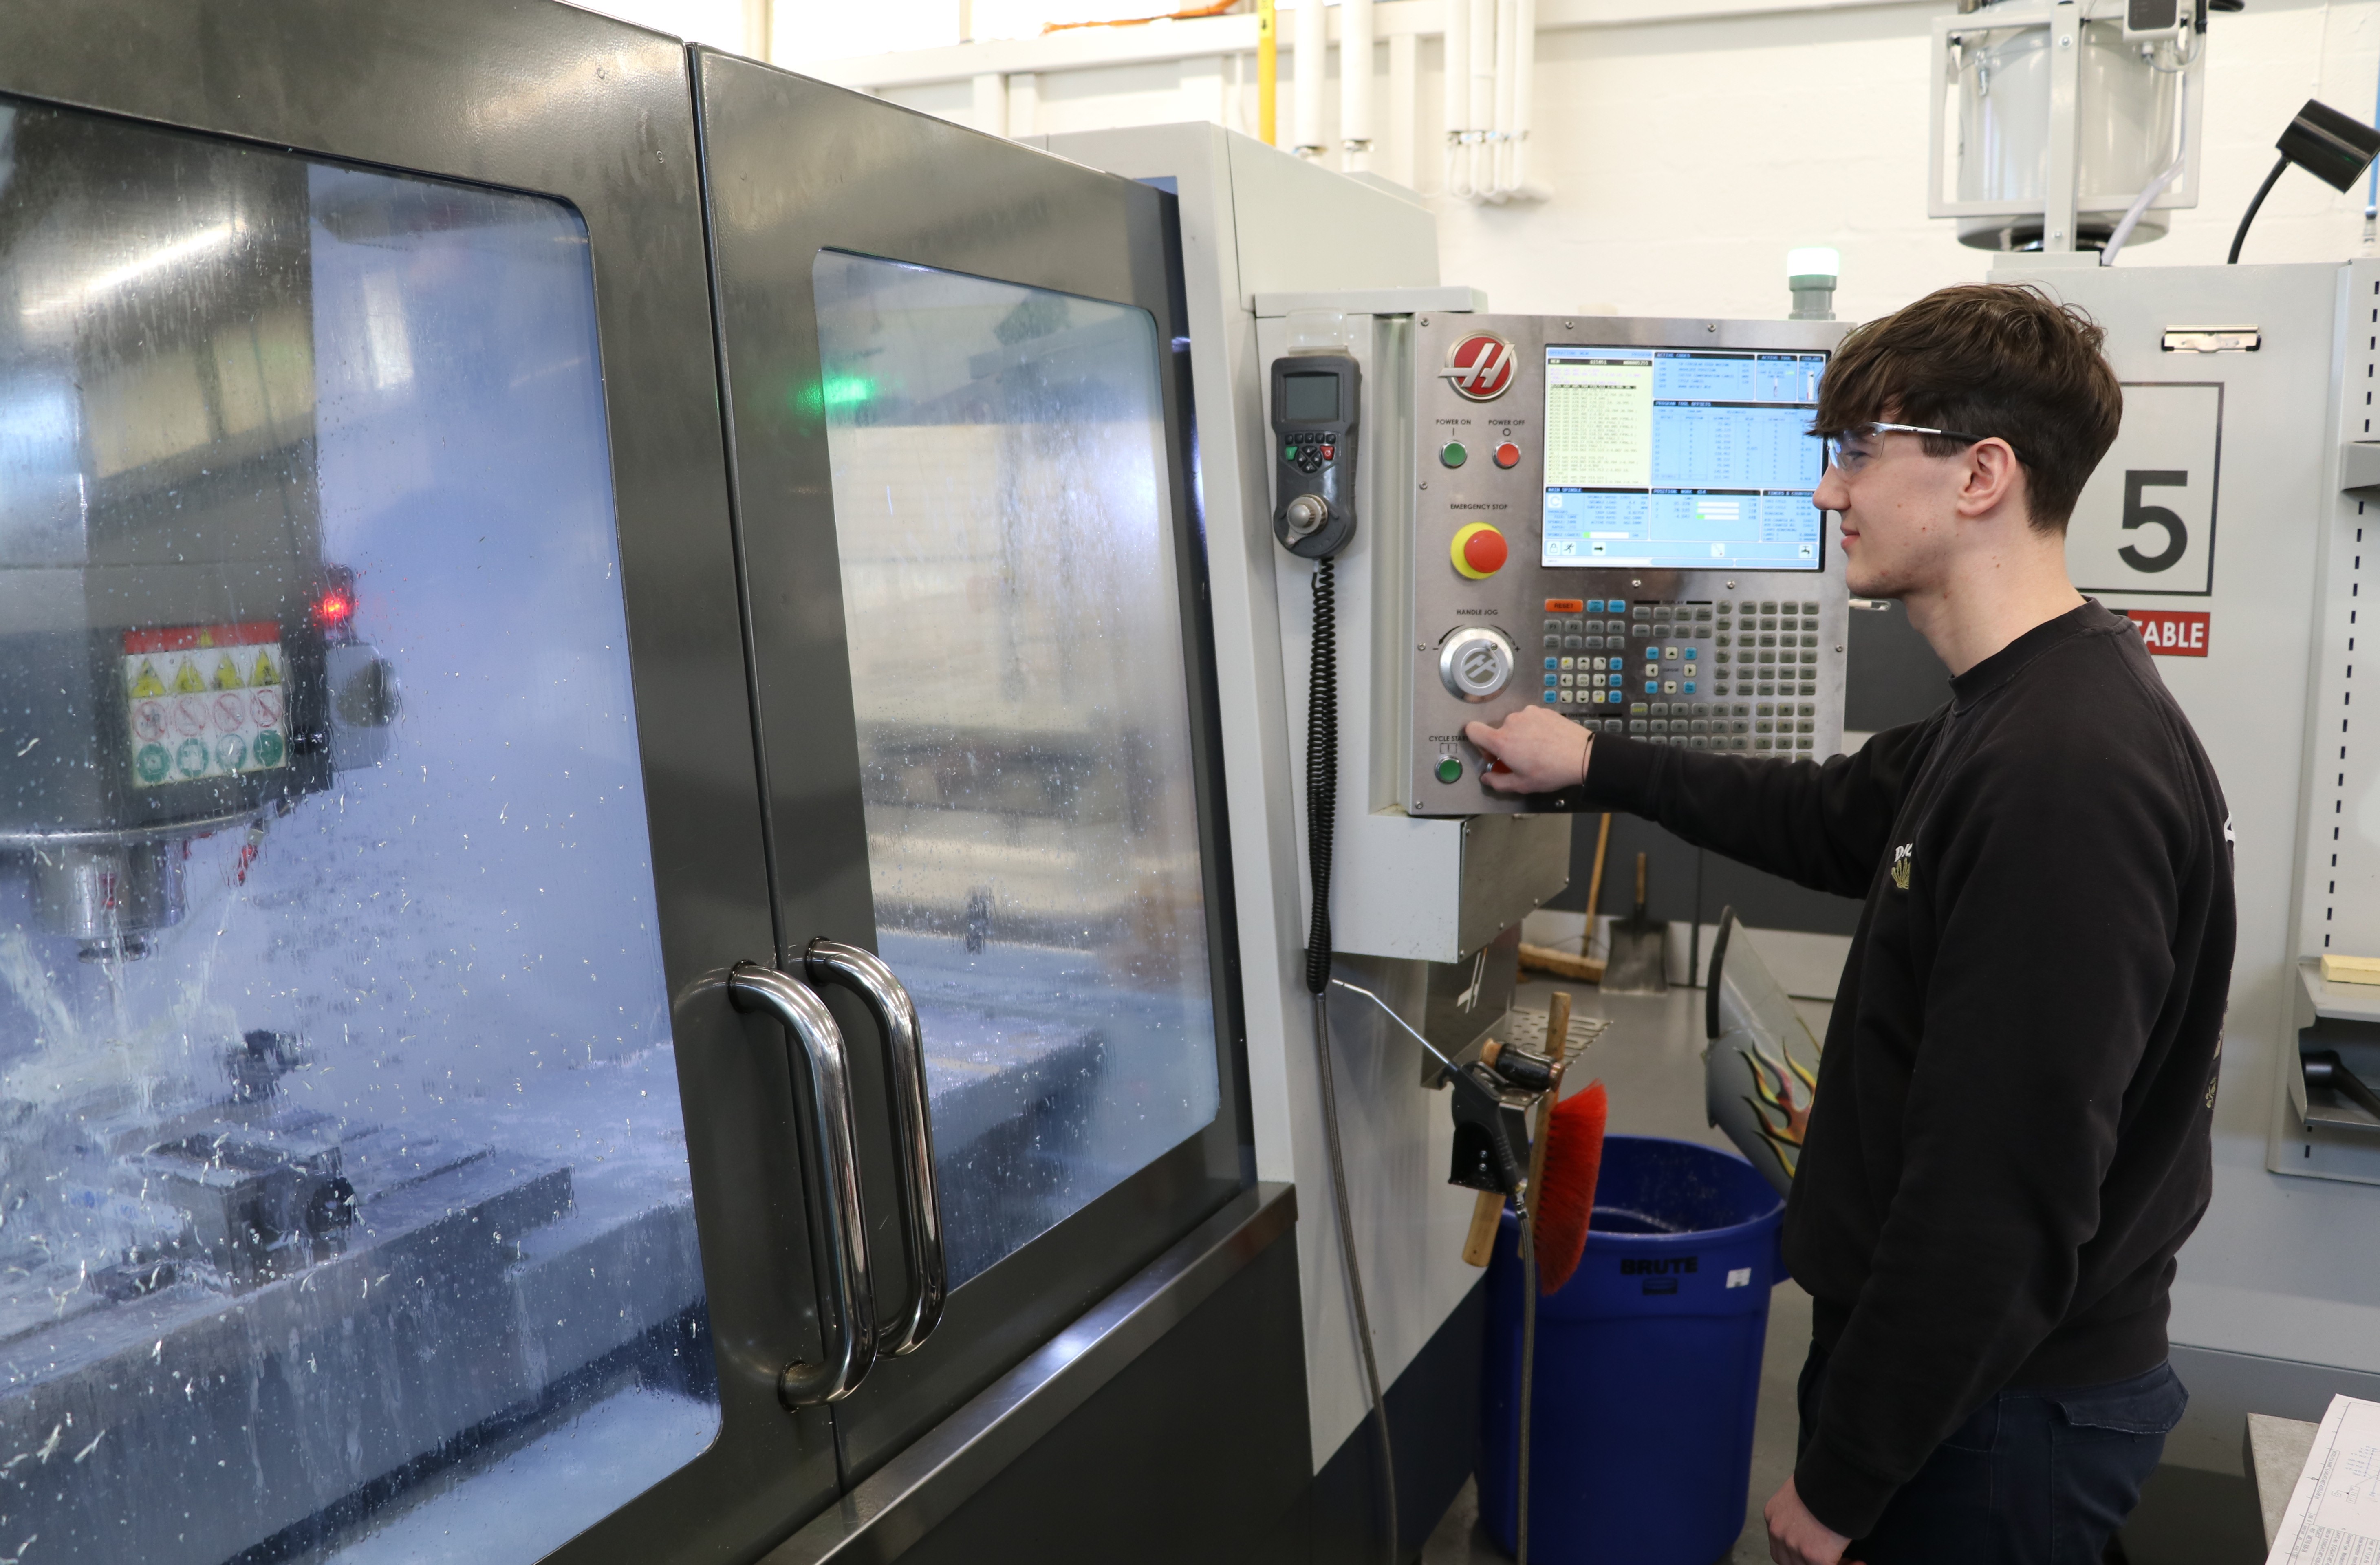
123, 622, 290, 788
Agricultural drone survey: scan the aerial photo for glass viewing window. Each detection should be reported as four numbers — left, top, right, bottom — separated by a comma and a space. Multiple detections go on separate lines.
812, 252, 1223, 1290
0, 95, 715, 1563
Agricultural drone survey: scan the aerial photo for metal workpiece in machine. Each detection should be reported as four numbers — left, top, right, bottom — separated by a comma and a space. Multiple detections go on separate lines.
1400, 313, 1852, 815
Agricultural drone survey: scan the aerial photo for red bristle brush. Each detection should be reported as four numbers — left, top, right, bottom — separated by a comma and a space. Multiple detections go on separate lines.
1532, 1080, 1608, 1294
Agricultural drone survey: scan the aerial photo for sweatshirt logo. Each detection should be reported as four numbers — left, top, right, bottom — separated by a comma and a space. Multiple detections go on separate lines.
1891, 843, 1913, 891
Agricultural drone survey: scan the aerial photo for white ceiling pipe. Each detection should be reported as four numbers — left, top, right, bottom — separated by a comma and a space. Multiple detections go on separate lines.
1510, 0, 1549, 198
1443, 0, 1472, 198
1343, 0, 1377, 171
1386, 29, 1417, 185
1468, 0, 1496, 197
1491, 0, 1518, 198
1294, 0, 1329, 156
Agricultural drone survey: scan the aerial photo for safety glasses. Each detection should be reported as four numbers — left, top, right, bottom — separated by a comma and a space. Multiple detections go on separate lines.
1821, 421, 2023, 474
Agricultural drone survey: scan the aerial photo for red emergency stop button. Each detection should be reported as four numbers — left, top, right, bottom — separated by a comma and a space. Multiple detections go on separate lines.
1494, 441, 1521, 469
1451, 522, 1508, 579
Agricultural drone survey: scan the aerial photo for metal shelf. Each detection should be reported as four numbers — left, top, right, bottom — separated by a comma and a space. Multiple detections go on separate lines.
2293, 964, 2380, 1138
2297, 961, 2380, 1025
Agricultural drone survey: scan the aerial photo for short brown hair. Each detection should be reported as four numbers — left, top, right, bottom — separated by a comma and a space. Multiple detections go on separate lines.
1813, 283, 2122, 532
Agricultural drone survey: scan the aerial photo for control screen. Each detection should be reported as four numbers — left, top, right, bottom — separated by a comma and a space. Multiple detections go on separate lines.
1540, 346, 1827, 570
1283, 370, 1340, 421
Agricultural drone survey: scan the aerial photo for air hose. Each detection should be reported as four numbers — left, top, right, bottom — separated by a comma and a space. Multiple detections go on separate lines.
1302, 555, 1398, 1565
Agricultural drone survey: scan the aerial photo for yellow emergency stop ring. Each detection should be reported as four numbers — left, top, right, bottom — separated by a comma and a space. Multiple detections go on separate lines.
1451, 522, 1508, 580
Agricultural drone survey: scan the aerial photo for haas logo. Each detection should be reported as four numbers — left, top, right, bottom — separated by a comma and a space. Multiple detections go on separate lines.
1439, 333, 1517, 402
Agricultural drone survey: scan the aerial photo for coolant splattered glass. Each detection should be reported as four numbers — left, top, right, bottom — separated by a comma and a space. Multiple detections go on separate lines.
0, 100, 713, 1562
813, 253, 1221, 1288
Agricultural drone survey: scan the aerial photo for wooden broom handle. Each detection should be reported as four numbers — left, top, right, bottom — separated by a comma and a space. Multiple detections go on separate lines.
1521, 992, 1571, 1266
1462, 1189, 1503, 1267
1584, 813, 1613, 936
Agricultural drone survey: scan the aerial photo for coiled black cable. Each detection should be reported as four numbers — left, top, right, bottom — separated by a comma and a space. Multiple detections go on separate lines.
1305, 554, 1338, 996
1299, 553, 1397, 1565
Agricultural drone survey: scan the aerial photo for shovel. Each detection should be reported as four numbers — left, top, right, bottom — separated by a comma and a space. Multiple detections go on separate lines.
1600, 851, 1670, 995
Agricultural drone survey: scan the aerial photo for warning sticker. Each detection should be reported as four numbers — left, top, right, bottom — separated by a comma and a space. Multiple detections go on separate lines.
123, 622, 289, 788
2118, 607, 2210, 658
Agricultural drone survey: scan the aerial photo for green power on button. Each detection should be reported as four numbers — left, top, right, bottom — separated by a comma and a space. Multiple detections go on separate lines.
1440, 441, 1468, 468
1435, 756, 1464, 784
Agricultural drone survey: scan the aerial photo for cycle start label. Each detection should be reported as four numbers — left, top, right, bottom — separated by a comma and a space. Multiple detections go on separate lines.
122, 622, 290, 787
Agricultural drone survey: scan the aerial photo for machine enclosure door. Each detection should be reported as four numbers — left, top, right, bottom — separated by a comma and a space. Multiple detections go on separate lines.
691, 52, 1252, 1490
0, 4, 841, 1562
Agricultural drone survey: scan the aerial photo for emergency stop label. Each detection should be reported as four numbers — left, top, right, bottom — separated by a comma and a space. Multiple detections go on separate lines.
122, 622, 290, 787
2120, 608, 2210, 657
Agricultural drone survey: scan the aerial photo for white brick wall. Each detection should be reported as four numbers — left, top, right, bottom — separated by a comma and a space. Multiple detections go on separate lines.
867, 0, 2380, 320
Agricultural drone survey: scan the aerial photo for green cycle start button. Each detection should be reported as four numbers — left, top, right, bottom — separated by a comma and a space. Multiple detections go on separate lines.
1435, 756, 1464, 784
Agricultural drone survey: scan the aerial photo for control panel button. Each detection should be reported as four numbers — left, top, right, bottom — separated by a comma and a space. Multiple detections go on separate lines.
1440, 441, 1468, 468
1450, 523, 1508, 579
1436, 756, 1465, 783
1493, 441, 1521, 469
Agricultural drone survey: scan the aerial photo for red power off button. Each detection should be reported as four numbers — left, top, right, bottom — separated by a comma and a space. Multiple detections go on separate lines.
1493, 441, 1521, 469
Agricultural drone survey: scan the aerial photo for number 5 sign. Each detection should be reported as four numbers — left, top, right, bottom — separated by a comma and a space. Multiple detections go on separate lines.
2065, 383, 2224, 597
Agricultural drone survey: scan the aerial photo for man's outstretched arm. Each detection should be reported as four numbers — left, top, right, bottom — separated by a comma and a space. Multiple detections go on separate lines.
1463, 706, 1929, 900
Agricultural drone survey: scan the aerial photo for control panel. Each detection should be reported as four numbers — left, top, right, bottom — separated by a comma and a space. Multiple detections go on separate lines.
1404, 313, 1852, 814
1272, 351, 1360, 558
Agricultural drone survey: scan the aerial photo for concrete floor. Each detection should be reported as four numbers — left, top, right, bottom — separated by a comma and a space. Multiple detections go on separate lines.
1418, 974, 1831, 1565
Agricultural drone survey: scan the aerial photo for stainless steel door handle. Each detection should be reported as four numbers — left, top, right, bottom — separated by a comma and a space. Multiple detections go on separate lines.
807, 939, 944, 1356
727, 962, 877, 1404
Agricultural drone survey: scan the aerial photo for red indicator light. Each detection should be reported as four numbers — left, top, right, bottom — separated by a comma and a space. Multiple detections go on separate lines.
314, 564, 360, 641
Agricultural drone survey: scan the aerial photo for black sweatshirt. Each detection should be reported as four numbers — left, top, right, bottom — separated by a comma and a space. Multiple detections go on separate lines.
1567, 600, 2233, 1539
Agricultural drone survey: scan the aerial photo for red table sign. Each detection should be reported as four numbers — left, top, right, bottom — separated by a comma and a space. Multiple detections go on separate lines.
2123, 608, 2210, 657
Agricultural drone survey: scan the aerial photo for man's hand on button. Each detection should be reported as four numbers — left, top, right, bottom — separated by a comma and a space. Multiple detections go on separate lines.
1464, 707, 1592, 794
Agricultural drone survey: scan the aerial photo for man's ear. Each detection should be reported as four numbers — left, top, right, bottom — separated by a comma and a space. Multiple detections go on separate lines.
1955, 438, 2027, 525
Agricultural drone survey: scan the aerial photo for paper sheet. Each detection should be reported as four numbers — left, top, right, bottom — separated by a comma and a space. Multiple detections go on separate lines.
2268, 1395, 2380, 1564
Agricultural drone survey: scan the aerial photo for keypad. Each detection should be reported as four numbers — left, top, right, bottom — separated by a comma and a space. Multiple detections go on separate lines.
1531, 651, 1633, 710
1573, 596, 1835, 752
1285, 434, 1335, 475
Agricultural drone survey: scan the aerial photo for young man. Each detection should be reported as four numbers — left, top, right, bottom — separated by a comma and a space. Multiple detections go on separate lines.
1465, 284, 2233, 1565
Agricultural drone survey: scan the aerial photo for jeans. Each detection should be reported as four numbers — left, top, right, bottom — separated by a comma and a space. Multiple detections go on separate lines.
1795, 1340, 2187, 1564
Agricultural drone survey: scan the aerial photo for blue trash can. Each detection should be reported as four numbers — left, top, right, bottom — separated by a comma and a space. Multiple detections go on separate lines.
1478, 1134, 1786, 1565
